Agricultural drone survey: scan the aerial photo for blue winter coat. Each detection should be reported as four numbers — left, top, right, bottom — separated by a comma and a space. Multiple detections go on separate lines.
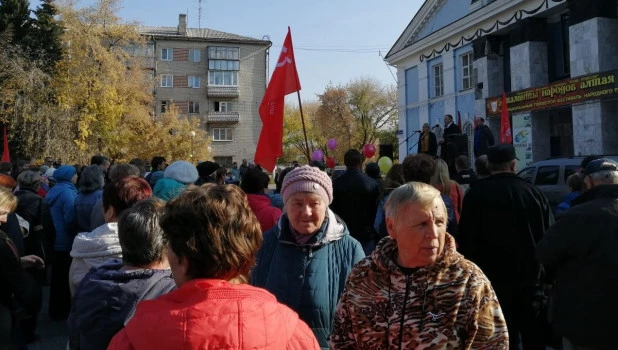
74, 190, 102, 232
45, 181, 78, 252
68, 260, 176, 350
251, 209, 365, 349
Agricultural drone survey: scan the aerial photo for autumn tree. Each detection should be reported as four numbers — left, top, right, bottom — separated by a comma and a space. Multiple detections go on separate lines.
314, 77, 397, 161
282, 101, 322, 164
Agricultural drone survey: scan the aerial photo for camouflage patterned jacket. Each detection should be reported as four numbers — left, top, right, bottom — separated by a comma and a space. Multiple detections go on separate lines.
330, 234, 508, 350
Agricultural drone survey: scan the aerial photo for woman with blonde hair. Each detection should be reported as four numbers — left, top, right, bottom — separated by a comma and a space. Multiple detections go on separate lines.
0, 187, 45, 348
431, 158, 463, 222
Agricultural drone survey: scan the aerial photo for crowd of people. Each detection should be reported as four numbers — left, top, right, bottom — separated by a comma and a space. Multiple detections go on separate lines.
0, 143, 615, 350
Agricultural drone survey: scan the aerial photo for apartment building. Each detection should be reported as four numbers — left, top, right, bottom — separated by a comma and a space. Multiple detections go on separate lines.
140, 14, 271, 166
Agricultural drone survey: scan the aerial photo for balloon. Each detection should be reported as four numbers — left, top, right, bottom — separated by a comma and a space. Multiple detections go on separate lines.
362, 144, 376, 158
378, 156, 393, 174
327, 139, 337, 151
311, 149, 324, 162
326, 156, 335, 169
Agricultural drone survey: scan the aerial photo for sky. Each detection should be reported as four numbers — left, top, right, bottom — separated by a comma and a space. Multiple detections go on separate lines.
34, 0, 424, 101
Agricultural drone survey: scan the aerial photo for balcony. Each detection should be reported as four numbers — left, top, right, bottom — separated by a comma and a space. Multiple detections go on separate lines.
206, 111, 240, 124
207, 85, 239, 98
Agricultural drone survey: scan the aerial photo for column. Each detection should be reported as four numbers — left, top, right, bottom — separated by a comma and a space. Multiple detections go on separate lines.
509, 18, 549, 163
568, 0, 618, 155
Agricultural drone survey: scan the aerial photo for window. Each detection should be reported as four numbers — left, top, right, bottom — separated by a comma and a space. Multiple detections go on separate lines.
161, 48, 172, 61
160, 74, 173, 87
461, 52, 473, 90
188, 75, 200, 88
518, 167, 535, 183
214, 156, 233, 168
208, 71, 238, 86
535, 166, 559, 186
160, 100, 170, 113
208, 46, 240, 86
214, 101, 231, 112
212, 128, 233, 141
188, 101, 200, 114
433, 64, 443, 97
189, 49, 201, 62
564, 165, 579, 182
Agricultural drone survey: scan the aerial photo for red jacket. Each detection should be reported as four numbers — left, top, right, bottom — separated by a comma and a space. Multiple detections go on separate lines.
107, 279, 319, 350
246, 194, 282, 233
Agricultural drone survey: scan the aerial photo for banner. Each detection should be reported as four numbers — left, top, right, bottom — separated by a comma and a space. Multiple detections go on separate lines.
512, 114, 532, 170
486, 69, 618, 116
500, 92, 512, 144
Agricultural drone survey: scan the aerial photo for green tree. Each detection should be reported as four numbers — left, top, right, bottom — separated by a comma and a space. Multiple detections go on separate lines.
0, 0, 31, 44
30, 0, 63, 68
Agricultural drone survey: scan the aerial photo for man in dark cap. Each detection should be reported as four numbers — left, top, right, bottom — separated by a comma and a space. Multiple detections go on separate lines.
537, 158, 618, 350
195, 161, 220, 186
457, 144, 554, 350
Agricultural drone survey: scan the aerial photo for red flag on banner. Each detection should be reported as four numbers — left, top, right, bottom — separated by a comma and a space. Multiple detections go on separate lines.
255, 27, 301, 171
1, 126, 9, 163
500, 91, 512, 144
457, 111, 462, 132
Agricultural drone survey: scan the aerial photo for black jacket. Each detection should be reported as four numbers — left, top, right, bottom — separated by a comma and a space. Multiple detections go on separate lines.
440, 123, 461, 159
536, 184, 618, 349
474, 125, 495, 157
417, 132, 438, 156
331, 168, 380, 242
68, 261, 176, 350
458, 172, 554, 287
15, 188, 55, 262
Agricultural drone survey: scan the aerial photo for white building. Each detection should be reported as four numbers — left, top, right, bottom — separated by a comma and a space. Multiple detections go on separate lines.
386, 0, 618, 168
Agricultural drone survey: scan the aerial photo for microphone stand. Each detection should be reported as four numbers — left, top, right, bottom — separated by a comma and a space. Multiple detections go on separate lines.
399, 130, 420, 151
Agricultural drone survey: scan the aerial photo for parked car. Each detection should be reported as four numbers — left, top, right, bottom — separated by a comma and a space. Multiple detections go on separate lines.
331, 165, 346, 179
517, 156, 618, 210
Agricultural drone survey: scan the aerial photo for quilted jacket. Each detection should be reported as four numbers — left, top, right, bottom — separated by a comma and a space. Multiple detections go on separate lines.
251, 209, 365, 349
107, 279, 320, 349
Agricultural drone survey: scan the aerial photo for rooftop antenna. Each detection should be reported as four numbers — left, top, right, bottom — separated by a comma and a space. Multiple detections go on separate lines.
198, 0, 202, 29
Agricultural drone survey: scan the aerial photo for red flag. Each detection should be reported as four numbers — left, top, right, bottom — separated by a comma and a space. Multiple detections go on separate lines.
457, 111, 462, 132
255, 27, 301, 170
500, 91, 512, 144
1, 126, 9, 163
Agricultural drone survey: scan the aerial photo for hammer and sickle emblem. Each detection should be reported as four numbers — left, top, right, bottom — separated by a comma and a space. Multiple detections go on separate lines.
276, 45, 293, 68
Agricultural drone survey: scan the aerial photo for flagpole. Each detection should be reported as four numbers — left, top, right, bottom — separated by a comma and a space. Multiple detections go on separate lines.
296, 91, 311, 163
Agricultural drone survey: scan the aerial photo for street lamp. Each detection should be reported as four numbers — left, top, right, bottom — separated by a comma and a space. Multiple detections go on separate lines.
190, 130, 196, 163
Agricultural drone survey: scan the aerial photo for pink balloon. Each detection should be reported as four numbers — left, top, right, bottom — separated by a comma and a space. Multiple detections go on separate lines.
311, 149, 324, 162
327, 139, 337, 151
362, 144, 376, 158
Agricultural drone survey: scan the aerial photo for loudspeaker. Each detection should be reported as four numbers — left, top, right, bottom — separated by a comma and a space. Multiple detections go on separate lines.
445, 134, 468, 160
379, 144, 393, 160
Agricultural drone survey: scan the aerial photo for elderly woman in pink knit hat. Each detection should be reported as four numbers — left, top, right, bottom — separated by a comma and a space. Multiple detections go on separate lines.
251, 165, 364, 349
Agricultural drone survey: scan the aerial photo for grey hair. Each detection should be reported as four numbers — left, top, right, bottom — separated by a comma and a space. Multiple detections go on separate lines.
385, 182, 446, 223
422, 123, 430, 128
108, 164, 140, 182
79, 165, 105, 193
589, 170, 618, 185
117, 198, 167, 267
17, 171, 41, 190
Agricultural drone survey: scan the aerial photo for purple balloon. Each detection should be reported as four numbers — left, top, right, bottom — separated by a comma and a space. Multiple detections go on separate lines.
311, 149, 324, 161
327, 139, 337, 151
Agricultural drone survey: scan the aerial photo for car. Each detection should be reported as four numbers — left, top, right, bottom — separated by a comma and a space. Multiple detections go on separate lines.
517, 156, 618, 210
331, 165, 346, 179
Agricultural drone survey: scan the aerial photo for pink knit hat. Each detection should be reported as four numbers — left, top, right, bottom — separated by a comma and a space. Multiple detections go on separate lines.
281, 165, 333, 205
